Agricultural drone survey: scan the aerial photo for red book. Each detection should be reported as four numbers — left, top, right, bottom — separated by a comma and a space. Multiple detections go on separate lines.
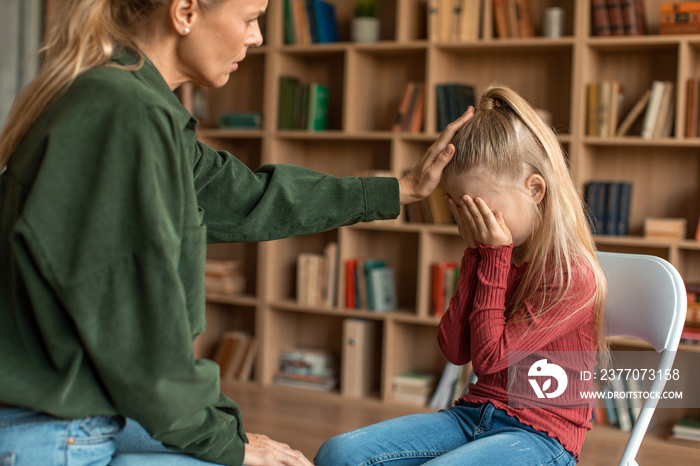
620, 0, 640, 35
591, 0, 611, 36
606, 0, 625, 35
345, 259, 357, 309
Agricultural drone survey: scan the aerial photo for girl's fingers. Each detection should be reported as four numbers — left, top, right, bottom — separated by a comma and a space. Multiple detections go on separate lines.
463, 195, 486, 232
474, 197, 501, 230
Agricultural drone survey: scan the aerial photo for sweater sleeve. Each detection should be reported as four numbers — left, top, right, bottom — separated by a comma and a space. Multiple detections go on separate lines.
193, 142, 400, 243
437, 248, 480, 365
469, 244, 596, 375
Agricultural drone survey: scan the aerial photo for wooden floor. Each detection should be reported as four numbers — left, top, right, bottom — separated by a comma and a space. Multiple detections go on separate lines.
224, 383, 700, 466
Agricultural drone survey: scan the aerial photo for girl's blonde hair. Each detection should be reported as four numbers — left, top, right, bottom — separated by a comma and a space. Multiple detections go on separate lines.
0, 0, 221, 169
444, 83, 609, 363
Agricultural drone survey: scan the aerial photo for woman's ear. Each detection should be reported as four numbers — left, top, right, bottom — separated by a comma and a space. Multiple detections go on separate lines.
170, 0, 197, 34
525, 174, 546, 204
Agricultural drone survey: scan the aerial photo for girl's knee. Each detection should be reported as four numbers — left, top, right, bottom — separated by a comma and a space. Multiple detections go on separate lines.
314, 432, 365, 466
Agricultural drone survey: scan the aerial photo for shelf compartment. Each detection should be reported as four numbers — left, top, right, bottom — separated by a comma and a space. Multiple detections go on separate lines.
194, 302, 256, 361
583, 147, 700, 236
338, 227, 420, 314
264, 230, 339, 303
207, 241, 259, 297
195, 53, 266, 129
429, 46, 573, 133
419, 231, 468, 318
262, 308, 344, 392
345, 47, 428, 133
267, 137, 392, 176
276, 50, 346, 131
383, 320, 447, 403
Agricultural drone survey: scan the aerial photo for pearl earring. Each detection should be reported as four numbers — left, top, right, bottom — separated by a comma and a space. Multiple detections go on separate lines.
183, 27, 190, 34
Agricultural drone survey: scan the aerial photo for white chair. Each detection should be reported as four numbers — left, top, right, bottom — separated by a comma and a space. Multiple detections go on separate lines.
597, 252, 686, 466
459, 252, 687, 466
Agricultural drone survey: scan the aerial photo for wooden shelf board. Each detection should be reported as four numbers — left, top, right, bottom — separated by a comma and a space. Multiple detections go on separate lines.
205, 293, 259, 307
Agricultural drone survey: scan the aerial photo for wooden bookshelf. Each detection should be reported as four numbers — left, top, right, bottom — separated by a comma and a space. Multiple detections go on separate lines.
178, 0, 700, 459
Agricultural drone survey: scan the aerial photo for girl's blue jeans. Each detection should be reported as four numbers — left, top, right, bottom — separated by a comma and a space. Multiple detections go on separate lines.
314, 402, 576, 466
0, 407, 217, 465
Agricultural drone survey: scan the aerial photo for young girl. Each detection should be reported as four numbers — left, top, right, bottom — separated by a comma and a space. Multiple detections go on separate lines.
314, 84, 608, 466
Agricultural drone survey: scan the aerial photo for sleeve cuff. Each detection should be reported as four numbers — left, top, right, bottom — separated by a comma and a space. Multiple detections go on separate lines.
360, 177, 400, 221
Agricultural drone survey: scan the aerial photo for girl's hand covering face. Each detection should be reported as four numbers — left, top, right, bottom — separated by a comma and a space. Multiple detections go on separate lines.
447, 195, 513, 248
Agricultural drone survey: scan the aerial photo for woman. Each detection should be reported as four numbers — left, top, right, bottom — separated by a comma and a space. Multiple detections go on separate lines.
0, 1, 473, 465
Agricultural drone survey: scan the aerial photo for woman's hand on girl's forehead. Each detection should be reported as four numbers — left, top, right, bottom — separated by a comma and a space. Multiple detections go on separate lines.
463, 195, 512, 248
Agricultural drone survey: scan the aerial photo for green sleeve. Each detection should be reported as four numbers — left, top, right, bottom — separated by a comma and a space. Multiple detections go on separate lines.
193, 142, 400, 243
15, 103, 247, 465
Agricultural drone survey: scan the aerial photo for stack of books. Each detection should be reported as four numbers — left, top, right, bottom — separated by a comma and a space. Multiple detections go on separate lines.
392, 370, 437, 406
427, 0, 484, 42
205, 259, 246, 295
212, 331, 257, 382
492, 0, 535, 39
283, 0, 339, 45
393, 82, 425, 133
435, 83, 475, 131
278, 76, 329, 131
671, 416, 700, 442
296, 242, 339, 308
344, 258, 397, 312
584, 181, 633, 236
274, 348, 338, 392
591, 0, 646, 36
430, 260, 459, 317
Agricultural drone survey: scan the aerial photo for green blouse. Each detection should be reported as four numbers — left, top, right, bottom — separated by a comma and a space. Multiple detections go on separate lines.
0, 50, 399, 465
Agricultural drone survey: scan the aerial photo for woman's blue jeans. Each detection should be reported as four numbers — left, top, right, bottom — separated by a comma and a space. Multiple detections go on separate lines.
0, 407, 217, 465
314, 402, 576, 466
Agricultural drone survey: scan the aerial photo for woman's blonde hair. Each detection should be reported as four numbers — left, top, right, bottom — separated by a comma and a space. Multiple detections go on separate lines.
444, 83, 609, 363
0, 0, 220, 168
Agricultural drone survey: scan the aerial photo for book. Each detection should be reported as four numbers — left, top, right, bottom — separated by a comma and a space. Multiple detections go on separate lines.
306, 82, 329, 131
641, 81, 669, 139
585, 180, 607, 234
616, 89, 651, 136
620, 0, 641, 35
367, 266, 397, 312
515, 0, 534, 38
205, 259, 246, 295
323, 242, 339, 308
278, 76, 330, 131
341, 319, 379, 398
493, 0, 510, 38
587, 82, 600, 136
606, 0, 625, 35
214, 331, 253, 382
428, 0, 440, 42
431, 261, 459, 316
393, 82, 425, 133
429, 362, 462, 408
616, 182, 632, 236
653, 81, 675, 138
435, 83, 476, 131
459, 0, 482, 41
686, 78, 699, 138
644, 217, 687, 240
591, 0, 612, 36
671, 416, 700, 442
604, 181, 621, 235
312, 0, 339, 43
218, 112, 262, 129
609, 377, 632, 431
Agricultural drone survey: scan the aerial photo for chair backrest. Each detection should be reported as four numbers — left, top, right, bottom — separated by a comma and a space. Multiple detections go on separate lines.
597, 252, 687, 466
598, 252, 686, 352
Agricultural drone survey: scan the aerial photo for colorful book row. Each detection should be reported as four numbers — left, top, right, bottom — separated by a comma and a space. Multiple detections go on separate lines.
283, 0, 339, 45
278, 76, 329, 131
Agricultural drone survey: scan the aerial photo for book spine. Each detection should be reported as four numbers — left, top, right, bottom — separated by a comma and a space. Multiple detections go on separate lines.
591, 0, 612, 36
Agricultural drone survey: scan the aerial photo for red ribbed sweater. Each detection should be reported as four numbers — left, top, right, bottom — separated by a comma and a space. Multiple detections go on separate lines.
438, 244, 598, 462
